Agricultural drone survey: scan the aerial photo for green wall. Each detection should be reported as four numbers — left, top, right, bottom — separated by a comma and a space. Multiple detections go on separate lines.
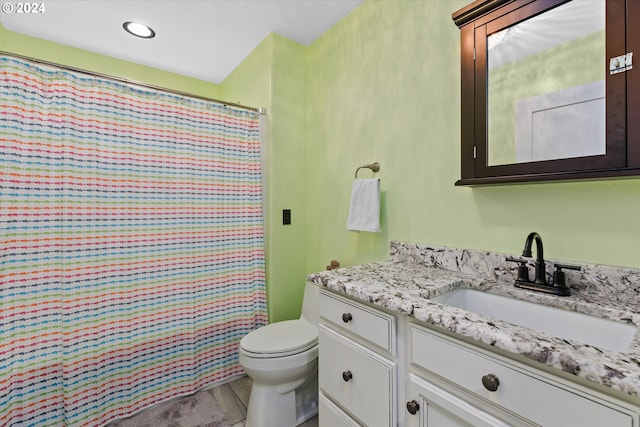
0, 23, 220, 98
3, 0, 640, 325
223, 34, 309, 322
305, 0, 640, 274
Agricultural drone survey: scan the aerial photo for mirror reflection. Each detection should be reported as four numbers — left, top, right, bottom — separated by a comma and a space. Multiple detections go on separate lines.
487, 0, 605, 166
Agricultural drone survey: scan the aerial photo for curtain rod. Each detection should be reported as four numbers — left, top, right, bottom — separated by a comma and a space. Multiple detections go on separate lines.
0, 50, 264, 114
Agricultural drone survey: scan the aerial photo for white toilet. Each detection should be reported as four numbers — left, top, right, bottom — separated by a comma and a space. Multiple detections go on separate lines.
239, 282, 319, 427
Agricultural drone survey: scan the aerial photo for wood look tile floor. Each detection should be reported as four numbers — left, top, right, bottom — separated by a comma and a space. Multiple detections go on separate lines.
210, 376, 318, 427
107, 375, 319, 427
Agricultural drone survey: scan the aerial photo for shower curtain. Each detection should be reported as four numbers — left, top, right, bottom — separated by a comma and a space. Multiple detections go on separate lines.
0, 55, 267, 426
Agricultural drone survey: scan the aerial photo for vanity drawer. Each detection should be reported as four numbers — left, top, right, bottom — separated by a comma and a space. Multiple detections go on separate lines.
409, 325, 634, 427
320, 290, 395, 353
319, 392, 362, 427
319, 325, 395, 427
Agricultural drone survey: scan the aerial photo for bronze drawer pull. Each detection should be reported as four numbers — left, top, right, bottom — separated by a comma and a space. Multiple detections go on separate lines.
342, 370, 353, 382
482, 373, 500, 392
406, 400, 420, 415
341, 313, 353, 323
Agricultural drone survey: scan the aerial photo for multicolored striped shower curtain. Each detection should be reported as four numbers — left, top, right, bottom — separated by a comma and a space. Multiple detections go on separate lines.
1, 55, 267, 426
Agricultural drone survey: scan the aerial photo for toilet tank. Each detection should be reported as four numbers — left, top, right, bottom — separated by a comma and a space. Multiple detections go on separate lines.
300, 282, 319, 326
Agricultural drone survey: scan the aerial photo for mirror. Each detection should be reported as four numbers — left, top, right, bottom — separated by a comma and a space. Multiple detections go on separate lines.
487, 0, 605, 166
452, 0, 639, 185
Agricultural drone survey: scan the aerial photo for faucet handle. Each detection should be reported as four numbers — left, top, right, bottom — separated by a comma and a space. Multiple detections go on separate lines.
554, 263, 581, 271
506, 257, 530, 283
552, 263, 581, 290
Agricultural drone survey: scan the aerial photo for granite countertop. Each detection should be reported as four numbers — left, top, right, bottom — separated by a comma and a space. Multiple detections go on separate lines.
308, 257, 640, 400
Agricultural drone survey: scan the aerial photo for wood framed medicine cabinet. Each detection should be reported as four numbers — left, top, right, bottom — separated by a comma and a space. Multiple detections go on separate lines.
452, 0, 640, 185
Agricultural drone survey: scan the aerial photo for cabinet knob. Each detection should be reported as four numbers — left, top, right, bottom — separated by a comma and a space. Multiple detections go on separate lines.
406, 400, 420, 415
482, 373, 500, 392
342, 370, 353, 382
341, 312, 353, 323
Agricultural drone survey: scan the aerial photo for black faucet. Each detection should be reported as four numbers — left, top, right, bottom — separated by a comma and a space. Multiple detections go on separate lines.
522, 232, 546, 285
506, 232, 580, 297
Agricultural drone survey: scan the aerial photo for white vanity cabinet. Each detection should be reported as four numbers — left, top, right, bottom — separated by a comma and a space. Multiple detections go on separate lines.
406, 322, 639, 427
317, 286, 640, 427
318, 288, 400, 427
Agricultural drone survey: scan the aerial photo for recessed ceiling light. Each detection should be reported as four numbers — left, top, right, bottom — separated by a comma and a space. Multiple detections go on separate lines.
123, 21, 156, 39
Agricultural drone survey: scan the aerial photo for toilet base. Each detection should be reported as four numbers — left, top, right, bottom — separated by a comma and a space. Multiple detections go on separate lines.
245, 374, 318, 427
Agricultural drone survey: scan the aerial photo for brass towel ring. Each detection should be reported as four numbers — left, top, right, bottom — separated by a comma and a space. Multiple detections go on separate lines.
355, 162, 380, 178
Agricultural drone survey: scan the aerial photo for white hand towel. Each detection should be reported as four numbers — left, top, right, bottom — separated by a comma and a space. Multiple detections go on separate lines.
346, 178, 381, 232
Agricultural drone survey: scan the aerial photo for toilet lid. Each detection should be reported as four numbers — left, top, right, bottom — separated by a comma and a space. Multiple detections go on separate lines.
240, 320, 318, 356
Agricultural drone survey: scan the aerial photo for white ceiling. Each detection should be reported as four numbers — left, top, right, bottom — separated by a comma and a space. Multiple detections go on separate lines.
0, 0, 363, 84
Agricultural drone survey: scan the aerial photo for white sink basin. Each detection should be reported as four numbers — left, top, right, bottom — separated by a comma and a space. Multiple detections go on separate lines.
432, 289, 636, 353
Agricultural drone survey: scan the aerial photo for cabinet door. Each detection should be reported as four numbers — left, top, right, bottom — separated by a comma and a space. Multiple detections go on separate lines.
319, 325, 395, 427
319, 392, 361, 427
405, 374, 512, 427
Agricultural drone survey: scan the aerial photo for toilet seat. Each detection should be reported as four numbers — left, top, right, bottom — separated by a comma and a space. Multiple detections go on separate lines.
240, 319, 318, 358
